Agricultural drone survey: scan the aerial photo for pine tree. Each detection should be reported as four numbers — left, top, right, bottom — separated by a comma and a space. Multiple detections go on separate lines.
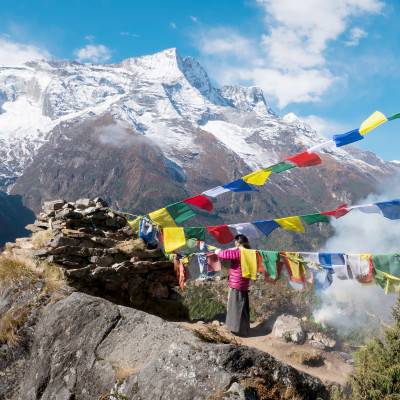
350, 295, 400, 399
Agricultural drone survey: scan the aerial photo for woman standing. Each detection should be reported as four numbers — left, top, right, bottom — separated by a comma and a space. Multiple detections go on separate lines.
216, 234, 251, 337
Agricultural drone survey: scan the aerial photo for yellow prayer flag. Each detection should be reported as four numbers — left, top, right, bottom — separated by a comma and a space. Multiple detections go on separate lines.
127, 217, 140, 232
359, 111, 387, 135
285, 252, 306, 281
383, 273, 400, 295
240, 248, 258, 280
242, 169, 272, 185
163, 227, 186, 253
149, 208, 177, 227
275, 216, 305, 232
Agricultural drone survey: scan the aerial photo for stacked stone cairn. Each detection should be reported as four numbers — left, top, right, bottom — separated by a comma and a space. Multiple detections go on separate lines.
7, 198, 186, 318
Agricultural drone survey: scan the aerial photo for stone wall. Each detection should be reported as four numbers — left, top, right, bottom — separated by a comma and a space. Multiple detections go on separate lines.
7, 198, 186, 318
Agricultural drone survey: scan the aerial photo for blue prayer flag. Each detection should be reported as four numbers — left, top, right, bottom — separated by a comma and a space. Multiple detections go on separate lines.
222, 178, 259, 193
252, 220, 279, 237
313, 269, 334, 291
333, 129, 363, 147
375, 200, 400, 220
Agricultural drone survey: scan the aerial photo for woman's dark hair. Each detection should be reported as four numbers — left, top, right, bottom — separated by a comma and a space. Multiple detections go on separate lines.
235, 234, 251, 249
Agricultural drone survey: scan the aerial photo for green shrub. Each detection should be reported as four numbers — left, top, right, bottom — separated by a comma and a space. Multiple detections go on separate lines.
349, 295, 400, 399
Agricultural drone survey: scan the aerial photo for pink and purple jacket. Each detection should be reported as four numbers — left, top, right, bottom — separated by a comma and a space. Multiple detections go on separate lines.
217, 248, 250, 291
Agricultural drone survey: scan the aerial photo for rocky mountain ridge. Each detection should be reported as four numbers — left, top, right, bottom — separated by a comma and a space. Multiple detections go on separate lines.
1, 48, 400, 250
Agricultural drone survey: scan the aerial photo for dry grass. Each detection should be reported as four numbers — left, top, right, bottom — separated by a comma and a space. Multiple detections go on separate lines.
0, 253, 37, 287
115, 238, 147, 256
0, 253, 66, 294
193, 326, 240, 345
40, 261, 66, 294
286, 350, 325, 367
30, 230, 54, 249
114, 363, 140, 384
0, 304, 31, 347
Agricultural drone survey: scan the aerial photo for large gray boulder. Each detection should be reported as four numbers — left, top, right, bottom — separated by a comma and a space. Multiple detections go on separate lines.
0, 291, 330, 400
273, 313, 306, 344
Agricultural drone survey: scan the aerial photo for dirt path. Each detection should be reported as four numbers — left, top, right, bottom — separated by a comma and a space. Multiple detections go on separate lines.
176, 320, 353, 386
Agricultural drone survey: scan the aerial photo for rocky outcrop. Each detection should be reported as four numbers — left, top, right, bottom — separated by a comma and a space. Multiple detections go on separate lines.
0, 289, 332, 400
273, 314, 306, 344
6, 198, 184, 317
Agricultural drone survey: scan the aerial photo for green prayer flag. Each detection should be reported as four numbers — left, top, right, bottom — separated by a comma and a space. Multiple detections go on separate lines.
388, 112, 400, 121
301, 213, 330, 225
165, 202, 196, 224
184, 227, 206, 242
372, 254, 400, 278
269, 162, 296, 174
258, 250, 279, 279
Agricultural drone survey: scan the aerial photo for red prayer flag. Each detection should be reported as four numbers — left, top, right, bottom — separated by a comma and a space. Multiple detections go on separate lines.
206, 225, 235, 244
256, 251, 264, 273
284, 151, 322, 167
321, 203, 349, 219
183, 195, 213, 212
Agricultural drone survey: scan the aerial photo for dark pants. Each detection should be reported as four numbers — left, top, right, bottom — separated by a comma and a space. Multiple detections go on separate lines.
226, 288, 250, 335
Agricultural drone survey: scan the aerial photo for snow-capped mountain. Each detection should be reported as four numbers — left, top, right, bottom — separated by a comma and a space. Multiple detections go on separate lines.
0, 48, 399, 248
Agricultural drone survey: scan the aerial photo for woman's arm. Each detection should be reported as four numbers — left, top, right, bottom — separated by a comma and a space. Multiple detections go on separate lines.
217, 248, 240, 260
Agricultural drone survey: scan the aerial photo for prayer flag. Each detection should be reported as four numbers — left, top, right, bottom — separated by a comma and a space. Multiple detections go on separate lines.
165, 202, 196, 224
149, 208, 177, 227
222, 178, 259, 192
240, 248, 258, 280
127, 217, 140, 232
313, 269, 333, 291
300, 213, 330, 225
384, 273, 400, 295
333, 129, 364, 147
183, 195, 213, 212
258, 250, 280, 279
268, 162, 296, 173
202, 186, 231, 197
375, 199, 400, 220
184, 227, 206, 242
163, 227, 186, 253
284, 252, 306, 282
228, 223, 260, 238
307, 140, 335, 154
252, 220, 279, 237
275, 216, 305, 232
347, 204, 382, 214
284, 151, 322, 167
321, 204, 349, 219
372, 254, 400, 278
242, 169, 272, 185
359, 111, 387, 135
206, 225, 235, 244
388, 112, 400, 121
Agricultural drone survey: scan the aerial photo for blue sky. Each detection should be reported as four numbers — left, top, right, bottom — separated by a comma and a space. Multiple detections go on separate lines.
0, 0, 399, 161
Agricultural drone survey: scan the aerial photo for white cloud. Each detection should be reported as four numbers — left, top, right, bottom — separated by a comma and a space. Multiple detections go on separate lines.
0, 38, 50, 66
197, 28, 255, 59
84, 35, 95, 42
194, 0, 385, 108
345, 27, 368, 46
170, 22, 177, 29
190, 16, 198, 22
120, 32, 140, 37
74, 44, 111, 63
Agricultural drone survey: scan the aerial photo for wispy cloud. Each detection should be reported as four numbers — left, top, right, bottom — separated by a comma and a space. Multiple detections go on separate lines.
193, 0, 385, 108
345, 27, 368, 46
190, 16, 198, 22
0, 38, 50, 66
74, 43, 111, 63
170, 22, 177, 29
120, 32, 140, 38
